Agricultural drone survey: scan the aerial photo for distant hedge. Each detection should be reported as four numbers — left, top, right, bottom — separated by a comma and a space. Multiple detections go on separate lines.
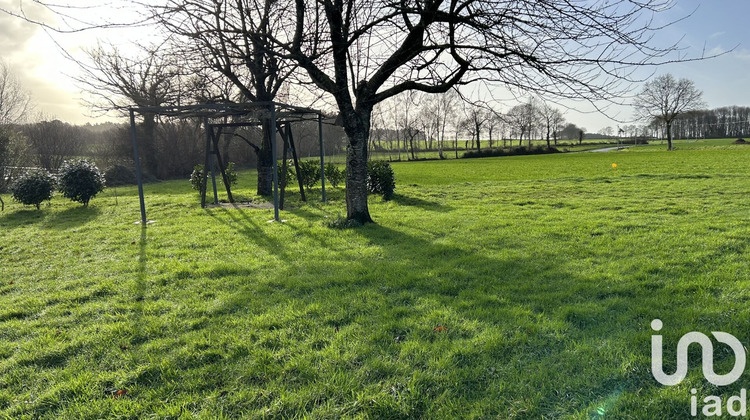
462, 146, 561, 159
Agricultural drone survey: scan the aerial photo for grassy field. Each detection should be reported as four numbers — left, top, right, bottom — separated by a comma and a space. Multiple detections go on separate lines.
328, 137, 699, 164
1, 139, 750, 418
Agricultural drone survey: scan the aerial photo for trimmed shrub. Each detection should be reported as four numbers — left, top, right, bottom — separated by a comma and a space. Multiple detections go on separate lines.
324, 163, 345, 188
367, 161, 395, 200
10, 170, 56, 209
104, 165, 137, 186
295, 160, 321, 190
190, 164, 206, 196
58, 159, 106, 206
190, 162, 237, 195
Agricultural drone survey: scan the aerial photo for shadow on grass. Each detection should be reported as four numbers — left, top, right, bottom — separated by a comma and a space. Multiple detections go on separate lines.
202, 205, 289, 259
90, 208, 665, 418
44, 206, 101, 229
333, 223, 644, 415
130, 226, 148, 345
188, 218, 647, 416
391, 192, 452, 211
0, 208, 47, 227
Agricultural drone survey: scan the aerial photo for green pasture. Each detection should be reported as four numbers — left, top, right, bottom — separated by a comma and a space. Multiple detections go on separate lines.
1, 141, 749, 418
333, 137, 713, 164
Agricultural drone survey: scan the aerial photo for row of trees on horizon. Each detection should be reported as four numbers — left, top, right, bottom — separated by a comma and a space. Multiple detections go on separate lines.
3, 72, 750, 185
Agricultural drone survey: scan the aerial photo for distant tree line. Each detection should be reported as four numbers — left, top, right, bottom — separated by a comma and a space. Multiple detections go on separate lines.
667, 106, 750, 140
367, 90, 591, 160
1, 117, 346, 183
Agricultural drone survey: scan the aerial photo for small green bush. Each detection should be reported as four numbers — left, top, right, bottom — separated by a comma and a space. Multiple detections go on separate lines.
296, 160, 321, 190
190, 162, 237, 196
10, 170, 56, 209
58, 159, 106, 206
190, 164, 206, 195
325, 163, 345, 188
224, 162, 238, 187
367, 161, 395, 200
104, 165, 137, 187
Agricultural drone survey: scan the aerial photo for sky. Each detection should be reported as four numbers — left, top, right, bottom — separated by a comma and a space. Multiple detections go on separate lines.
1, 0, 749, 132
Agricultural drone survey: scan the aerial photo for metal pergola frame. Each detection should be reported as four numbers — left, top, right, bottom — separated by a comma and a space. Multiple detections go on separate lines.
128, 102, 327, 224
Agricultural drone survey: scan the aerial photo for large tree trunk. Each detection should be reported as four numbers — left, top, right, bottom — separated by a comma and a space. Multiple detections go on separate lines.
343, 109, 374, 224
345, 134, 373, 223
666, 121, 674, 151
256, 118, 274, 196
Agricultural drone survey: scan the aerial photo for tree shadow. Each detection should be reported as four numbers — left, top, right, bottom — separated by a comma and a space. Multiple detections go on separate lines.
391, 192, 452, 212
129, 226, 148, 345
0, 208, 47, 227
44, 206, 101, 230
309, 223, 650, 415
202, 206, 289, 259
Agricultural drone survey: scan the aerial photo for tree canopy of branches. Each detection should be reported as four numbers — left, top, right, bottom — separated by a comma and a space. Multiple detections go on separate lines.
539, 103, 565, 148
11, 0, 698, 222
507, 100, 538, 147
634, 73, 704, 150
270, 0, 691, 222
147, 0, 299, 195
461, 104, 488, 152
0, 60, 32, 125
78, 44, 184, 175
669, 106, 750, 140
23, 119, 82, 171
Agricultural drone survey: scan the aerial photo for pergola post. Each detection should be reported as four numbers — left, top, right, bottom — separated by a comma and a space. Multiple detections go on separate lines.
318, 114, 326, 202
129, 102, 321, 223
130, 109, 147, 225
270, 105, 280, 221
209, 126, 219, 205
200, 117, 211, 208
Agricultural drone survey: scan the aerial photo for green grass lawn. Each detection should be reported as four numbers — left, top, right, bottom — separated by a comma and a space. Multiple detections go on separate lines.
1, 143, 750, 418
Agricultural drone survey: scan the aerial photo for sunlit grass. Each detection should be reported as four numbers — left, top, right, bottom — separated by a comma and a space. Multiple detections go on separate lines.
1, 143, 749, 418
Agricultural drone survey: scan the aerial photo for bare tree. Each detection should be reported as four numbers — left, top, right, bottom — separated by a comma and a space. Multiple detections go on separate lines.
77, 44, 184, 176
23, 119, 82, 171
417, 102, 437, 152
507, 99, 538, 147
461, 104, 488, 152
435, 90, 459, 159
550, 108, 565, 147
396, 91, 421, 160
484, 108, 504, 149
0, 61, 32, 209
634, 73, 705, 150
12, 0, 705, 222
599, 126, 614, 137
539, 103, 564, 149
0, 60, 32, 125
270, 0, 699, 222
147, 0, 298, 195
0, 128, 31, 210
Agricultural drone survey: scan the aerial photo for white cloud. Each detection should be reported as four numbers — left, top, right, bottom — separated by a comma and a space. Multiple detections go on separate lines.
708, 45, 726, 56
735, 49, 750, 61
